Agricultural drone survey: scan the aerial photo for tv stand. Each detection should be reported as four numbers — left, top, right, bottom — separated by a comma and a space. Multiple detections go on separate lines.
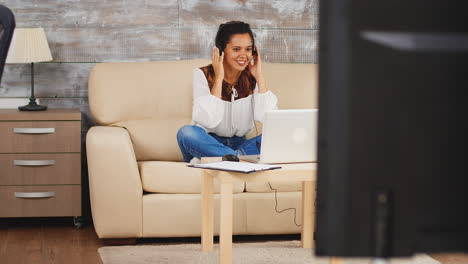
329, 190, 393, 264
374, 190, 392, 258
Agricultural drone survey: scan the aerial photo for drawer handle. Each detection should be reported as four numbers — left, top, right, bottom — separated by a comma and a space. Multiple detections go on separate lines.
14, 160, 56, 166
13, 128, 55, 134
14, 191, 56, 198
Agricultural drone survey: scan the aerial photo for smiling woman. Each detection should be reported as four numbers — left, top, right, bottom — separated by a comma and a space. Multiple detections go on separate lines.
176, 21, 278, 163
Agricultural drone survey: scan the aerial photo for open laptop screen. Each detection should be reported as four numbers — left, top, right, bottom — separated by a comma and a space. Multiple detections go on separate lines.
259, 109, 318, 164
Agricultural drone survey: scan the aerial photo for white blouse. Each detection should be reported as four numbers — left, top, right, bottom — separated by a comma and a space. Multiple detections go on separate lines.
191, 68, 278, 137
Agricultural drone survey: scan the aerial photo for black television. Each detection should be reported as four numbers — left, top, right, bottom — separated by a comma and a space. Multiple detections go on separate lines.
315, 0, 468, 258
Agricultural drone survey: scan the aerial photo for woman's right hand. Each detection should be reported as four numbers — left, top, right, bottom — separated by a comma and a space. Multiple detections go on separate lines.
212, 47, 224, 82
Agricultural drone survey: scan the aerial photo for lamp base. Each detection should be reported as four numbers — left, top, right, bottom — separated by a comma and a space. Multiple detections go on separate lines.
19, 64, 48, 111
18, 102, 47, 111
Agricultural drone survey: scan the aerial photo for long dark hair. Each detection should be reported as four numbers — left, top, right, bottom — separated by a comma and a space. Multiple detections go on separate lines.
215, 21, 255, 54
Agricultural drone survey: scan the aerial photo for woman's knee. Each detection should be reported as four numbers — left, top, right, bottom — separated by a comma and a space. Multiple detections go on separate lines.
177, 125, 205, 142
255, 134, 262, 145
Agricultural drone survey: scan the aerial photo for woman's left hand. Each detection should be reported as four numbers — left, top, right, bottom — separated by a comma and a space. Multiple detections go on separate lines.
248, 47, 263, 80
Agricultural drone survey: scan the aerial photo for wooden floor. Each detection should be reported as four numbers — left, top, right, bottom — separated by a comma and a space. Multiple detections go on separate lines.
0, 218, 103, 264
0, 217, 467, 264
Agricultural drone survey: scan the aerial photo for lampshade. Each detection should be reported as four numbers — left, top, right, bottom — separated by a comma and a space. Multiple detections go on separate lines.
6, 28, 52, 63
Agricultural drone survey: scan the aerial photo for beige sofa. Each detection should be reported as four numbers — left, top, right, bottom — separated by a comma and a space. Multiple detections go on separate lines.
86, 59, 318, 239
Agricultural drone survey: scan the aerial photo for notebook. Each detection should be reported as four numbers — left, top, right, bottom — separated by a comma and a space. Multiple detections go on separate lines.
187, 161, 281, 174
241, 109, 318, 164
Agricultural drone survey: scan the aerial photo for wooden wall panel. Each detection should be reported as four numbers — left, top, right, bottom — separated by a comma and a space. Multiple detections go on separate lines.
1, 63, 95, 97
3, 0, 178, 28
179, 28, 216, 61
255, 29, 318, 63
46, 28, 180, 62
39, 98, 93, 131
48, 28, 317, 63
180, 0, 319, 29
180, 28, 318, 63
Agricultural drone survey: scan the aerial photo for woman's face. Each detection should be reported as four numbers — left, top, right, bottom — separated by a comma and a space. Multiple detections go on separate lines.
223, 33, 253, 72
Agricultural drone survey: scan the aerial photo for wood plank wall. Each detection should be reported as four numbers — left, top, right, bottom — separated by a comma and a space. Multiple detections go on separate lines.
0, 0, 318, 219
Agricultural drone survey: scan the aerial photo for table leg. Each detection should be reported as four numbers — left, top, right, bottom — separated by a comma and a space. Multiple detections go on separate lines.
219, 182, 233, 264
301, 181, 314, 248
202, 174, 214, 251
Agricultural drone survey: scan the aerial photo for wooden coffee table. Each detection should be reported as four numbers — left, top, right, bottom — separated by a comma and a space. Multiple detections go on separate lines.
200, 157, 317, 264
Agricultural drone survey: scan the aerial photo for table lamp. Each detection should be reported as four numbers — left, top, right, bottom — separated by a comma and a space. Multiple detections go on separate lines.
6, 28, 52, 111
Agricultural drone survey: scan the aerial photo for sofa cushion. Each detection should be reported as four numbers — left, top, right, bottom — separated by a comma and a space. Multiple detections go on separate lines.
265, 63, 318, 110
88, 59, 210, 126
246, 63, 318, 139
139, 161, 245, 194
245, 181, 302, 193
241, 192, 305, 234
141, 192, 309, 237
89, 60, 316, 126
142, 193, 248, 237
114, 119, 190, 161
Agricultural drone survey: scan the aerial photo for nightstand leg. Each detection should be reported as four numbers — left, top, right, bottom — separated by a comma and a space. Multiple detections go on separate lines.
202, 174, 214, 251
73, 216, 84, 229
219, 182, 233, 264
301, 181, 314, 248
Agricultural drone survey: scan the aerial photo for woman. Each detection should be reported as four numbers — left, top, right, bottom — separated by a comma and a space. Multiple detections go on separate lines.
177, 21, 278, 163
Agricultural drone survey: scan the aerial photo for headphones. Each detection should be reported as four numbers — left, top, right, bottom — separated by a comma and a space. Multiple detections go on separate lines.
251, 89, 261, 151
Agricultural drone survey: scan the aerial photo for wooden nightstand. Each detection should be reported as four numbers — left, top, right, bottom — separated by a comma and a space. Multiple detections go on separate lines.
0, 108, 82, 226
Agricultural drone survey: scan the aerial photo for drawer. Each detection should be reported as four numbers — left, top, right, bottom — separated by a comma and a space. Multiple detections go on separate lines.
0, 153, 81, 185
0, 121, 81, 153
0, 185, 81, 217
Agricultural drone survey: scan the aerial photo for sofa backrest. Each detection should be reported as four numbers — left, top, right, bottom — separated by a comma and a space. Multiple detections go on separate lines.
89, 60, 207, 125
88, 60, 318, 161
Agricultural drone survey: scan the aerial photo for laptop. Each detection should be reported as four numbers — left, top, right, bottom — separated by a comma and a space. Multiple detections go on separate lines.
241, 109, 318, 164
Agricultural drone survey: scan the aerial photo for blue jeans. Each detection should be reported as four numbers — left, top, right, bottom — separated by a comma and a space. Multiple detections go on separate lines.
176, 125, 262, 163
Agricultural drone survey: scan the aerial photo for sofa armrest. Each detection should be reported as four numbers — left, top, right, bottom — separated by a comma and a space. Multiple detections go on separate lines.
86, 126, 142, 238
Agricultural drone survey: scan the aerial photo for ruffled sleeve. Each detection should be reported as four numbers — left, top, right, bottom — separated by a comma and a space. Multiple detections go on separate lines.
253, 85, 278, 123
192, 68, 225, 129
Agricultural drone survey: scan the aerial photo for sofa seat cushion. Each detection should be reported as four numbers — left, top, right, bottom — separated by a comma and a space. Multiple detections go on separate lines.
140, 161, 245, 194
245, 181, 302, 192
114, 119, 191, 161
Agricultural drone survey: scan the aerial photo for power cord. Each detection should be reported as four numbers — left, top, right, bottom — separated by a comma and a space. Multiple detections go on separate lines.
268, 182, 301, 227
250, 85, 298, 226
